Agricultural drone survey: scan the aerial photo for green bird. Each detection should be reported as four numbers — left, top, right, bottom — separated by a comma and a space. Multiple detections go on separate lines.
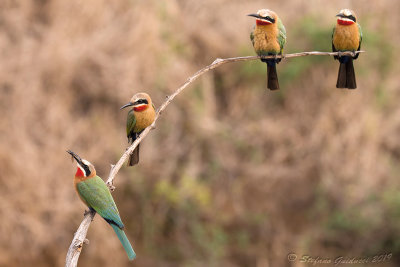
248, 9, 286, 90
67, 150, 136, 260
120, 92, 156, 167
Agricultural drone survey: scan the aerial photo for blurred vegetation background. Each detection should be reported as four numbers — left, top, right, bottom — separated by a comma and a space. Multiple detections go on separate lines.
0, 0, 399, 266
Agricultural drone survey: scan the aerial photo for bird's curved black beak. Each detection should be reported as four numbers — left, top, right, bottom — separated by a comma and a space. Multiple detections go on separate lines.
247, 13, 260, 19
120, 102, 134, 110
67, 150, 84, 166
336, 13, 344, 18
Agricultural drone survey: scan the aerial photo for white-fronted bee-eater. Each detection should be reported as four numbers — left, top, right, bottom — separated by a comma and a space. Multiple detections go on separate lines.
120, 93, 156, 166
67, 150, 136, 260
332, 9, 362, 89
248, 9, 286, 90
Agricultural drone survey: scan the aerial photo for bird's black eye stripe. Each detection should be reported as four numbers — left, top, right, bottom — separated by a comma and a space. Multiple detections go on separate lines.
133, 99, 148, 105
266, 16, 276, 23
339, 14, 356, 22
83, 165, 91, 176
348, 15, 356, 22
260, 16, 275, 23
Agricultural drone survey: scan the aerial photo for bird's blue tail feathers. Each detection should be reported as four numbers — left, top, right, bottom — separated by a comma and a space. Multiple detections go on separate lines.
111, 224, 136, 260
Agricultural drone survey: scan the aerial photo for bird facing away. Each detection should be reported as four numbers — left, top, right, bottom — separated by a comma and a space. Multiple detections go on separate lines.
248, 9, 286, 90
332, 9, 362, 89
120, 93, 156, 166
67, 150, 136, 260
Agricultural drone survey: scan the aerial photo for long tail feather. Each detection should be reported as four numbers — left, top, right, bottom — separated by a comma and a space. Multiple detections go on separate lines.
345, 59, 357, 89
266, 61, 279, 90
336, 62, 347, 88
111, 224, 136, 260
127, 144, 140, 167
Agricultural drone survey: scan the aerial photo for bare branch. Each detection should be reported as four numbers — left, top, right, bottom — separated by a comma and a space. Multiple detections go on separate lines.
65, 50, 365, 267
65, 210, 95, 267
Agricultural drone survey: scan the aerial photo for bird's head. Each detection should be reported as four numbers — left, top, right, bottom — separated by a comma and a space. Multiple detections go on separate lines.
67, 150, 96, 178
120, 92, 152, 112
248, 9, 277, 26
336, 9, 357, 25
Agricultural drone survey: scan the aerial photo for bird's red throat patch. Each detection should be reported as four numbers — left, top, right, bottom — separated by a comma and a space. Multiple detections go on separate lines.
337, 19, 354, 26
75, 167, 84, 177
256, 19, 272, 26
133, 104, 148, 112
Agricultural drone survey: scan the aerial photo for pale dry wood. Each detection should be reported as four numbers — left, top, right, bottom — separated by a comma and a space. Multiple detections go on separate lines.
65, 50, 365, 267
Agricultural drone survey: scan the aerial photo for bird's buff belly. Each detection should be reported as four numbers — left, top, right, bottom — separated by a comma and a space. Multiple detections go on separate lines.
333, 25, 360, 51
254, 31, 280, 54
133, 109, 155, 132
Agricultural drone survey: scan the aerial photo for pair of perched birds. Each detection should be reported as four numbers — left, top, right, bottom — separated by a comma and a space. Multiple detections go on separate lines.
249, 8, 362, 90
68, 93, 156, 260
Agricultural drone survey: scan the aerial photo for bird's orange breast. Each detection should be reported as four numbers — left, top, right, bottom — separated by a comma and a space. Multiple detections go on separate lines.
133, 105, 156, 132
253, 24, 280, 54
333, 23, 360, 51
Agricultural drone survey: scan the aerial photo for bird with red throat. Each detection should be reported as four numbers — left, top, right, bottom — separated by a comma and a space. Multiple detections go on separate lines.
120, 93, 156, 166
332, 9, 362, 89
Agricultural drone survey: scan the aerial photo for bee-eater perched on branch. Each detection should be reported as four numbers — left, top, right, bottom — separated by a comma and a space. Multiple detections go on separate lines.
67, 150, 136, 260
248, 9, 286, 90
332, 9, 362, 89
120, 93, 156, 166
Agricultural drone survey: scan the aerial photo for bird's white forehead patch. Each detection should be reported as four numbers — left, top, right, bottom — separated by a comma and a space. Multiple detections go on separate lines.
257, 9, 271, 18
340, 9, 353, 16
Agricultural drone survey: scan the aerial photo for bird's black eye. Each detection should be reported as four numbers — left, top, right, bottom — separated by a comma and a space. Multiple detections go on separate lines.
134, 99, 148, 105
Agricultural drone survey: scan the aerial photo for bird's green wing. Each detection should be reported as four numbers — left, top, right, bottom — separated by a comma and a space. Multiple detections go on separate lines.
126, 110, 137, 141
77, 176, 124, 228
357, 23, 362, 50
332, 26, 339, 59
250, 26, 255, 46
353, 23, 362, 59
277, 18, 286, 52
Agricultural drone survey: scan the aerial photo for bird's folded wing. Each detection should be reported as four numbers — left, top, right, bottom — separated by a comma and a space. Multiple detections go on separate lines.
126, 109, 137, 142
77, 177, 124, 229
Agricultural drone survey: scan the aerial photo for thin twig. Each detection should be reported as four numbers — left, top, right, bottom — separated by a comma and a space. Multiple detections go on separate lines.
65, 50, 365, 267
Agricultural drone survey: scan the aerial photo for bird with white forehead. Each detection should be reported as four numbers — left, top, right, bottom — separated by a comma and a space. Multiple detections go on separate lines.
248, 9, 286, 90
120, 92, 156, 166
332, 9, 362, 89
67, 150, 136, 260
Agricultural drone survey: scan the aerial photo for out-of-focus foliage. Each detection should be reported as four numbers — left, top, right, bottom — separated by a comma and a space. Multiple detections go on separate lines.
0, 0, 399, 266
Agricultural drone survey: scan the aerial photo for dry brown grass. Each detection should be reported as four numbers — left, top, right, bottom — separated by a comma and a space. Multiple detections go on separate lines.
0, 0, 399, 266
